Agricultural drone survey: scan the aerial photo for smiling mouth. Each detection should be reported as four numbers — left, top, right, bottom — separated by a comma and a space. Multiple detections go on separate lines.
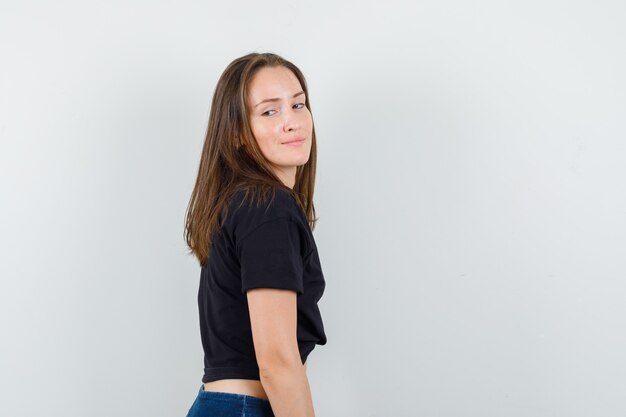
282, 137, 305, 144
283, 139, 305, 147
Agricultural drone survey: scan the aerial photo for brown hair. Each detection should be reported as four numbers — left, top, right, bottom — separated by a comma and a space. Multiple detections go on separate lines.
184, 52, 319, 266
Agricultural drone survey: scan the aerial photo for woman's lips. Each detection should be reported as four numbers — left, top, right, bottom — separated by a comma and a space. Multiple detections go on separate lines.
283, 138, 305, 146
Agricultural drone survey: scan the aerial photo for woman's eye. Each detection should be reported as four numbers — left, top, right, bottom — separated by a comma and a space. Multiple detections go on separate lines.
262, 103, 305, 116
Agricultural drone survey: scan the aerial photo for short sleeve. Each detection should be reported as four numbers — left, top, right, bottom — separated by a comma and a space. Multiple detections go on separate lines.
237, 217, 305, 295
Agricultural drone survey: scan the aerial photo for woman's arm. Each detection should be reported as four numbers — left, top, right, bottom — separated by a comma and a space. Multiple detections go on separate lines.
247, 288, 315, 417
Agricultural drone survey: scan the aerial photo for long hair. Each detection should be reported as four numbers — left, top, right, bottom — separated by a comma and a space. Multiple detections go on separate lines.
184, 52, 319, 266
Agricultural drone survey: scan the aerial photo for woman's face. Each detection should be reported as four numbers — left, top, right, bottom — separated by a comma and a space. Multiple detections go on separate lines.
246, 66, 313, 188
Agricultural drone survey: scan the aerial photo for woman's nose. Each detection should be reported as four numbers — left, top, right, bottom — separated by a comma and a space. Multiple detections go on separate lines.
282, 108, 300, 132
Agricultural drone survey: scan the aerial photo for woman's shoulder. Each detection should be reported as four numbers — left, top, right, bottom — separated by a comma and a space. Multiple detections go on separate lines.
226, 185, 300, 231
224, 185, 312, 255
231, 185, 296, 211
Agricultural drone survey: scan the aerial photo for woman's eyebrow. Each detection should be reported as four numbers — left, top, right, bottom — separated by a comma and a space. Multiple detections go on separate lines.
254, 91, 305, 108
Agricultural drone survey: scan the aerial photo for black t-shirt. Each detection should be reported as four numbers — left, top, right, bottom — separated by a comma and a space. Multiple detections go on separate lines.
198, 186, 327, 383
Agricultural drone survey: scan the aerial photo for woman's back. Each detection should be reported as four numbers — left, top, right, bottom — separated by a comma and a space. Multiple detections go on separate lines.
202, 361, 307, 400
197, 187, 325, 395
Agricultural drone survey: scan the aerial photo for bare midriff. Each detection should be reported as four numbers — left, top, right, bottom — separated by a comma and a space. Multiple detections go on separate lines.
202, 361, 307, 401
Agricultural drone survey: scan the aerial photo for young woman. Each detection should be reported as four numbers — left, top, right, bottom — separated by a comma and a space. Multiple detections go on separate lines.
183, 52, 328, 417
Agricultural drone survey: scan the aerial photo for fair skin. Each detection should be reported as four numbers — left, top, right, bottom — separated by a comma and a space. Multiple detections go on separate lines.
201, 362, 307, 401
202, 66, 313, 405
246, 65, 313, 189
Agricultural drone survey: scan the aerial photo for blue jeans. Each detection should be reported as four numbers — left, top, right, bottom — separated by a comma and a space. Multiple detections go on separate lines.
185, 384, 275, 417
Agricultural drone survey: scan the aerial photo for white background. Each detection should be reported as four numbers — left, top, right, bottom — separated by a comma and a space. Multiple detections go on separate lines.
1, 1, 625, 416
